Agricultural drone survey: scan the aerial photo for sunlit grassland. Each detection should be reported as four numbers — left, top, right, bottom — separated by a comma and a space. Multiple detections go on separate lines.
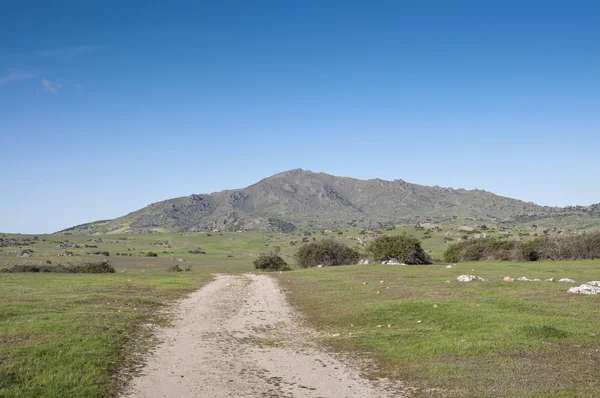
276, 260, 600, 397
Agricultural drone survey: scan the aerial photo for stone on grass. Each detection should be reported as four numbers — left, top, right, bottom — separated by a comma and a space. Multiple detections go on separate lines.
457, 275, 486, 282
545, 278, 556, 282
559, 278, 575, 283
503, 276, 514, 282
518, 277, 540, 282
568, 284, 600, 295
446, 265, 453, 269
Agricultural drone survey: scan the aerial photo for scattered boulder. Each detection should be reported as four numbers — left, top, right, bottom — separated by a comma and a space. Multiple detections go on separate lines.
559, 278, 576, 283
568, 284, 600, 295
19, 249, 33, 257
518, 277, 540, 282
446, 265, 453, 269
457, 275, 486, 282
503, 276, 514, 282
387, 259, 401, 265
358, 259, 370, 265
317, 264, 324, 268
545, 278, 556, 282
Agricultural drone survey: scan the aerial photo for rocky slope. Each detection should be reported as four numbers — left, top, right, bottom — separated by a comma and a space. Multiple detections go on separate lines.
59, 169, 600, 233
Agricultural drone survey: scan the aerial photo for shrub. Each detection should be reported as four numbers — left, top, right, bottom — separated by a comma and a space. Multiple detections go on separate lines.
188, 250, 206, 254
70, 262, 116, 273
367, 235, 431, 264
253, 254, 290, 271
167, 264, 183, 272
294, 239, 360, 268
146, 252, 158, 257
444, 232, 600, 262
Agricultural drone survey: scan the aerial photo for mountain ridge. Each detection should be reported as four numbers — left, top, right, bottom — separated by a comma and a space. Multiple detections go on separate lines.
59, 169, 600, 234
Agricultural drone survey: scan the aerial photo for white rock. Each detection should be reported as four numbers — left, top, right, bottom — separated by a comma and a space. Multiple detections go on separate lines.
457, 275, 485, 282
545, 278, 556, 282
417, 320, 422, 324
387, 259, 401, 265
587, 281, 600, 287
446, 265, 453, 269
381, 261, 388, 265
568, 284, 600, 295
379, 280, 385, 284
317, 264, 324, 268
518, 277, 539, 282
559, 278, 576, 283
331, 333, 341, 337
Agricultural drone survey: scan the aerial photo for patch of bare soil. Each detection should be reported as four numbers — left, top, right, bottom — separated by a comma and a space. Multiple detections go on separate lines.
124, 274, 410, 397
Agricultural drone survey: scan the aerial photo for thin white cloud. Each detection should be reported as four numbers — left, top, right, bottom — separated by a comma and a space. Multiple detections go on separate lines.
34, 45, 91, 59
41, 79, 63, 94
0, 72, 35, 85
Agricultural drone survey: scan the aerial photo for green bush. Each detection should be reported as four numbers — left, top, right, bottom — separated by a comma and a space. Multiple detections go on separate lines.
70, 262, 116, 273
444, 232, 600, 262
145, 252, 158, 257
5, 262, 115, 273
253, 254, 290, 271
367, 235, 431, 264
294, 239, 360, 268
167, 264, 183, 272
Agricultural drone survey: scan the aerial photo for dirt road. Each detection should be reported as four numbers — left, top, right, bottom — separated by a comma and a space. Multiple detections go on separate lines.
125, 274, 410, 397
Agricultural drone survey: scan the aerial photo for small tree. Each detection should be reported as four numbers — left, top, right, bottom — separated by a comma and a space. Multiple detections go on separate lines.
294, 239, 360, 268
253, 254, 290, 271
368, 235, 431, 264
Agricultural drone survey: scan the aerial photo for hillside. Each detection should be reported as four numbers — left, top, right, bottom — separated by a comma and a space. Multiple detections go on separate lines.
60, 169, 600, 234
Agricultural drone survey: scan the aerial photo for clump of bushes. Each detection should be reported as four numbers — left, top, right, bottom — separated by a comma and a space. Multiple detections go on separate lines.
168, 264, 183, 272
145, 252, 158, 257
70, 262, 116, 273
294, 239, 360, 268
253, 254, 290, 271
443, 232, 600, 262
2, 261, 115, 273
188, 250, 206, 254
167, 264, 191, 272
367, 235, 431, 264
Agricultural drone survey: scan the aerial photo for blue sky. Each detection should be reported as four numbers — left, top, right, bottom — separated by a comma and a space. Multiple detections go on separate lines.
1, 1, 599, 233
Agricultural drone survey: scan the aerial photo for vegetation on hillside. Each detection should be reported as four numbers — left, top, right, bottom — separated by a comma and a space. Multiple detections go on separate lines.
367, 234, 431, 264
253, 254, 290, 271
294, 239, 360, 268
444, 232, 600, 262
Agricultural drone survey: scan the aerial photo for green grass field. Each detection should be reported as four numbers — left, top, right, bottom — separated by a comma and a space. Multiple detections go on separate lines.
1, 228, 599, 397
276, 261, 600, 397
0, 232, 256, 398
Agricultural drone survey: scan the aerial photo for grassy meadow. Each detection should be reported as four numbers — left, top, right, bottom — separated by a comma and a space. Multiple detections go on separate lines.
276, 261, 600, 397
1, 225, 599, 397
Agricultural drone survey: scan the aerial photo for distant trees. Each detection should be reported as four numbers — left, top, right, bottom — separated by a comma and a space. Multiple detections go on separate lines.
367, 235, 431, 264
295, 239, 360, 268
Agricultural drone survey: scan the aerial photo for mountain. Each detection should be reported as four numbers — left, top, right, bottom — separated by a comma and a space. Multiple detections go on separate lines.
59, 169, 600, 234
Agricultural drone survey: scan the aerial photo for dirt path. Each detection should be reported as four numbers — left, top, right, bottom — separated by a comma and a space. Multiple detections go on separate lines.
125, 274, 410, 397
